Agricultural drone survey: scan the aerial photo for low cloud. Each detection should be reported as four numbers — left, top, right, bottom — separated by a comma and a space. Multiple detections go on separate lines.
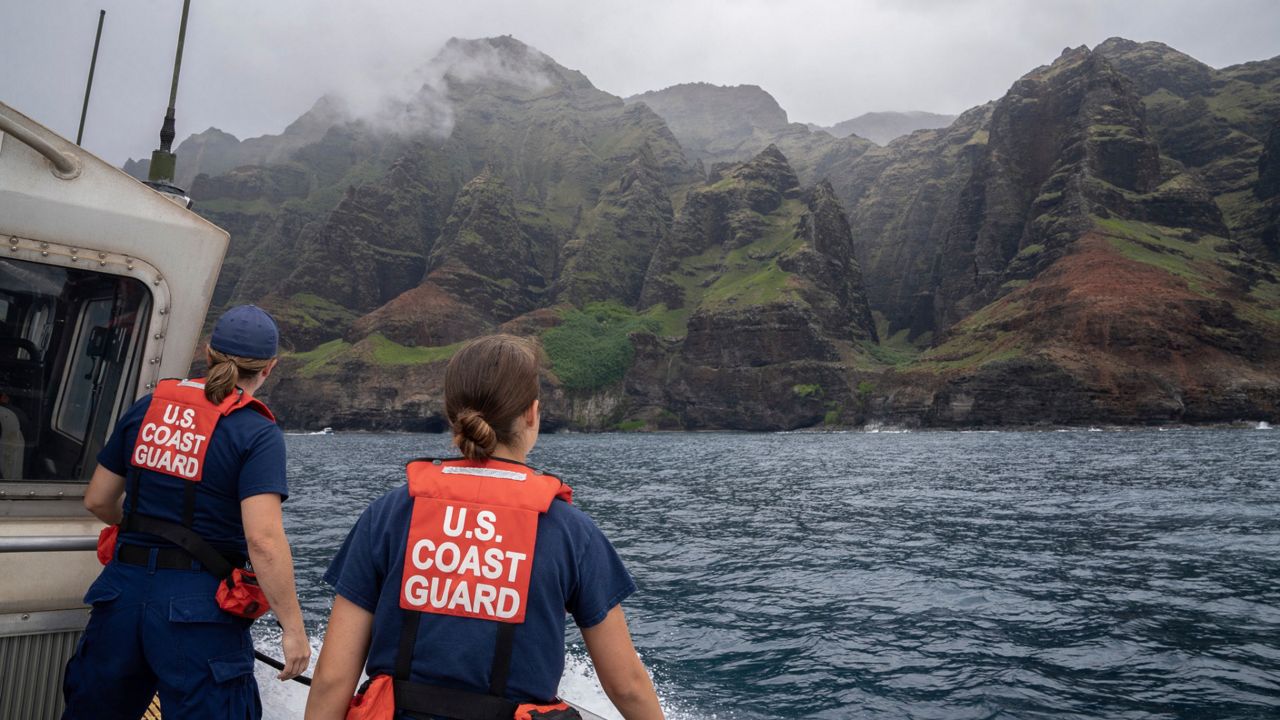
4, 0, 1278, 166
343, 37, 554, 140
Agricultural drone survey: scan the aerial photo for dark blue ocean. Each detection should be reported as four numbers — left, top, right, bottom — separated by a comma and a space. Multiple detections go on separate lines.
253, 428, 1280, 719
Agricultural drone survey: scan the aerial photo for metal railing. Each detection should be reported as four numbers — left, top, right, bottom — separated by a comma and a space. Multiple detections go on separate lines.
0, 536, 96, 553
0, 107, 81, 180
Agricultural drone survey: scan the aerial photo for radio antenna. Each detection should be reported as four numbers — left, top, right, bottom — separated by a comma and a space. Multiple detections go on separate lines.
76, 9, 106, 146
147, 0, 192, 186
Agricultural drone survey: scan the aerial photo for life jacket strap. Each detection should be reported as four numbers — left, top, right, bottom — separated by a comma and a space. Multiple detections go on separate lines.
121, 512, 236, 579
182, 476, 196, 527
393, 609, 522, 720
127, 467, 142, 518
394, 609, 419, 682
489, 621, 516, 697
123, 457, 214, 571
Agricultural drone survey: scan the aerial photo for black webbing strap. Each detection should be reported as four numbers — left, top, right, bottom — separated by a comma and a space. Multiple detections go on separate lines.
124, 448, 200, 547
121, 513, 234, 578
392, 609, 521, 720
182, 480, 197, 528
395, 609, 421, 682
124, 446, 214, 573
488, 622, 516, 696
126, 467, 142, 518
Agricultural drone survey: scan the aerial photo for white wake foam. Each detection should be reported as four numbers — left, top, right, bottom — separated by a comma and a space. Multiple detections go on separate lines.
558, 650, 622, 720
253, 629, 697, 719
254, 628, 323, 718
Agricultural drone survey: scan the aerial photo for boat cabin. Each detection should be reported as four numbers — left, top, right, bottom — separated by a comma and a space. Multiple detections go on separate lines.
0, 102, 228, 719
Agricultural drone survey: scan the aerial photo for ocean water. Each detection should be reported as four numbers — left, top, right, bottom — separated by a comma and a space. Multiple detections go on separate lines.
253, 429, 1280, 719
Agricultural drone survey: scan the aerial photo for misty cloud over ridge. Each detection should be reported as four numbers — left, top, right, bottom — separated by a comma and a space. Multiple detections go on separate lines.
3, 0, 1278, 165
349, 36, 555, 140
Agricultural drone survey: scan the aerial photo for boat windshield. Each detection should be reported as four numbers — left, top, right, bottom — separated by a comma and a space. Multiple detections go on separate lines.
0, 258, 151, 482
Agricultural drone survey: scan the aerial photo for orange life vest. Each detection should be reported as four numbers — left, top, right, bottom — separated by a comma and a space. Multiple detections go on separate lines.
99, 378, 275, 620
131, 378, 274, 482
399, 458, 572, 623
349, 457, 579, 720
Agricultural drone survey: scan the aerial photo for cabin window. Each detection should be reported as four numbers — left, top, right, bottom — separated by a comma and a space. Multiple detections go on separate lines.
0, 258, 151, 482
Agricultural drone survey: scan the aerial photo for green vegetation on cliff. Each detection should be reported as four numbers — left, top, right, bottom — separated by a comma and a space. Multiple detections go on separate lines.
367, 334, 464, 365
643, 148, 814, 321
702, 204, 806, 308
287, 334, 461, 379
1095, 217, 1227, 294
292, 338, 351, 378
543, 302, 657, 391
639, 304, 691, 338
910, 298, 1027, 371
866, 312, 927, 367
792, 383, 822, 398
270, 293, 362, 346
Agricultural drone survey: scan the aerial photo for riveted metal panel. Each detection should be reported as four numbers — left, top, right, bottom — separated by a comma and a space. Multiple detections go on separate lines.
0, 100, 230, 403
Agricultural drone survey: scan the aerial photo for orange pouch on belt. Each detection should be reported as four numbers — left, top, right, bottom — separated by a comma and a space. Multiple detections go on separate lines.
515, 701, 581, 720
346, 674, 395, 720
215, 567, 271, 619
96, 525, 119, 565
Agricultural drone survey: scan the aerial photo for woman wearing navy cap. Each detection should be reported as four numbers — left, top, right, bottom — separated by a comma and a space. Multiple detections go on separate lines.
305, 334, 663, 720
62, 304, 309, 720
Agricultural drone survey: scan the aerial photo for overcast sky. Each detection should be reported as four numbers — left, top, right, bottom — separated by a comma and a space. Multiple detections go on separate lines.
4, 0, 1280, 167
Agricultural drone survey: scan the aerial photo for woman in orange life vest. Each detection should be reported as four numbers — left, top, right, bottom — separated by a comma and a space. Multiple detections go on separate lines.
305, 334, 664, 720
63, 304, 310, 720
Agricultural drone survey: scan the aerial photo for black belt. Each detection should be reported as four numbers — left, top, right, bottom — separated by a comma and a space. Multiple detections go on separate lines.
115, 544, 245, 571
395, 681, 519, 720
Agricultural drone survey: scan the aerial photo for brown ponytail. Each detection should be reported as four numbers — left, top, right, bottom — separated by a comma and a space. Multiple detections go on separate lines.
444, 335, 540, 461
204, 347, 274, 404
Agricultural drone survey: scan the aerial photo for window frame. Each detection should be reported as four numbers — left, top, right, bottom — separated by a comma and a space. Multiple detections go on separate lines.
1, 238, 174, 501
50, 293, 150, 445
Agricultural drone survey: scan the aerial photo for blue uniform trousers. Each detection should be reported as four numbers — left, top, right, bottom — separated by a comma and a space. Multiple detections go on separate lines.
61, 551, 261, 720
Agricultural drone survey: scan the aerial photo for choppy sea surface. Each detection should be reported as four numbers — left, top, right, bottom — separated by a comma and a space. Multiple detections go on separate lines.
253, 428, 1280, 719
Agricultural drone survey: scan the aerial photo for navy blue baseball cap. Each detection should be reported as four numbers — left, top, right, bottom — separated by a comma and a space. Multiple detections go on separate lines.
210, 305, 279, 359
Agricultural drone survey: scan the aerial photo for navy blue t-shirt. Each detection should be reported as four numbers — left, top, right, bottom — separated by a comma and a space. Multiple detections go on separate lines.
97, 391, 288, 555
324, 472, 636, 704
